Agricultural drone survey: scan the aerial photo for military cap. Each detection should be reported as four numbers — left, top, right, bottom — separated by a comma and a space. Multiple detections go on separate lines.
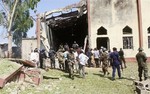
138, 47, 143, 51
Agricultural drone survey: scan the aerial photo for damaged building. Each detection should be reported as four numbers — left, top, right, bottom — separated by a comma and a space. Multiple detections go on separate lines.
35, 0, 150, 61
36, 0, 87, 52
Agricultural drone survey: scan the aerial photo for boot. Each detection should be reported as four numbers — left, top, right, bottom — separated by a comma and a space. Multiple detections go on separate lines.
144, 77, 147, 80
139, 77, 142, 81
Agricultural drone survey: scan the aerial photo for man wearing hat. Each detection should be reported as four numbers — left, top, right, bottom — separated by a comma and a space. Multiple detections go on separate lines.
101, 48, 110, 76
136, 47, 148, 81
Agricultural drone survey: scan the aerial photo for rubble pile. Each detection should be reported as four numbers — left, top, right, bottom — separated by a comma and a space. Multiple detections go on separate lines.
22, 68, 43, 85
0, 58, 43, 88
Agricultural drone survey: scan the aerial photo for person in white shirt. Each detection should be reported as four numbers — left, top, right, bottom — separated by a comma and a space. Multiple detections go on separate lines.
78, 50, 89, 78
30, 48, 39, 68
64, 49, 69, 72
74, 51, 79, 73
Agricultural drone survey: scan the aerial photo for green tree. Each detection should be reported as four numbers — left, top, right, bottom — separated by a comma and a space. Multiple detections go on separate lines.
0, 0, 40, 57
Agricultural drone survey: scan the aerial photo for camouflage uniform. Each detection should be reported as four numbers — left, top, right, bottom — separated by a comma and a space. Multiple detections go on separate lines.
57, 49, 65, 70
49, 49, 56, 69
39, 49, 47, 69
67, 49, 75, 79
118, 48, 127, 69
101, 51, 109, 76
136, 48, 148, 81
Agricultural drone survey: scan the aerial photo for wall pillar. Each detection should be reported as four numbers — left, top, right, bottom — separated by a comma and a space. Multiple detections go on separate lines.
137, 0, 143, 48
87, 0, 91, 48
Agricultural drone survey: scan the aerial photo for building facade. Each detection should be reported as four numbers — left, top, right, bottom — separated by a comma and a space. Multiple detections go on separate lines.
88, 0, 150, 60
37, 0, 150, 61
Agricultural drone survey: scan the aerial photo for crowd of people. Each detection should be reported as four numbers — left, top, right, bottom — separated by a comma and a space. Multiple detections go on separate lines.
29, 41, 148, 81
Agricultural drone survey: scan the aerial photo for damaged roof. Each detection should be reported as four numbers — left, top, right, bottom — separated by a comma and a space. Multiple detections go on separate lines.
39, 0, 87, 28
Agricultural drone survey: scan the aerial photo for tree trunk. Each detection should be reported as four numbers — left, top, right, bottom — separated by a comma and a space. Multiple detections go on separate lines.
8, 0, 19, 58
8, 32, 12, 58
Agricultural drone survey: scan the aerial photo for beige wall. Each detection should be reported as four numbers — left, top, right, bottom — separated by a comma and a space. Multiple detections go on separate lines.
141, 0, 150, 56
22, 38, 37, 60
89, 0, 150, 58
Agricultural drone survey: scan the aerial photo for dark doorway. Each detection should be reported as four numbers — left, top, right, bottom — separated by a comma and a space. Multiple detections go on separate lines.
48, 12, 88, 50
97, 37, 109, 50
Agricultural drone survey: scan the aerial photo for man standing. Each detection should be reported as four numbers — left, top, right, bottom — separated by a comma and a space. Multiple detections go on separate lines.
49, 47, 56, 69
93, 48, 100, 68
39, 49, 47, 69
67, 48, 75, 79
110, 47, 121, 80
78, 50, 89, 78
72, 41, 79, 50
64, 48, 69, 72
86, 48, 93, 67
118, 48, 127, 69
101, 48, 110, 76
57, 49, 65, 70
136, 48, 148, 81
30, 48, 39, 68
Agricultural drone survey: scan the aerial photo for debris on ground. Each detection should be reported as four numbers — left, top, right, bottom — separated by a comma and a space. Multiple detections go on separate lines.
134, 80, 150, 94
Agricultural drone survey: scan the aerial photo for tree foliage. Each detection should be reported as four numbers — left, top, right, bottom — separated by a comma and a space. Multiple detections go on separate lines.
0, 0, 40, 46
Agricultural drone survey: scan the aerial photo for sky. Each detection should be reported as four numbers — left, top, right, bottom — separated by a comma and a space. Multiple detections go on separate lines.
0, 0, 80, 43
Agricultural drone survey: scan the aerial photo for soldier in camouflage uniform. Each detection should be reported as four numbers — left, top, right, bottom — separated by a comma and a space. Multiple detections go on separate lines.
57, 49, 65, 71
101, 48, 110, 76
67, 48, 75, 79
118, 48, 127, 70
136, 48, 148, 81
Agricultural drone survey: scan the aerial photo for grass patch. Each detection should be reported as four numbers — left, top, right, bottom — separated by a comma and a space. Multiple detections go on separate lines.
0, 62, 149, 94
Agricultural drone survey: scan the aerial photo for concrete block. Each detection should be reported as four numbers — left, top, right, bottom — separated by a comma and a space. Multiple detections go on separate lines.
139, 80, 150, 88
136, 86, 149, 94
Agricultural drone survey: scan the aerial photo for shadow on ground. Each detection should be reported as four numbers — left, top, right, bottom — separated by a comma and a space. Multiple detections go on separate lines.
61, 74, 81, 80
93, 73, 135, 81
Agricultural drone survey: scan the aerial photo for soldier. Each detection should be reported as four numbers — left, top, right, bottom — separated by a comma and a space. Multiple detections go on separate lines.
49, 47, 56, 69
86, 48, 93, 67
72, 41, 79, 50
57, 49, 65, 70
101, 48, 110, 76
67, 48, 75, 79
118, 48, 127, 70
110, 47, 121, 80
64, 43, 69, 51
136, 48, 148, 81
39, 49, 47, 69
59, 43, 64, 50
